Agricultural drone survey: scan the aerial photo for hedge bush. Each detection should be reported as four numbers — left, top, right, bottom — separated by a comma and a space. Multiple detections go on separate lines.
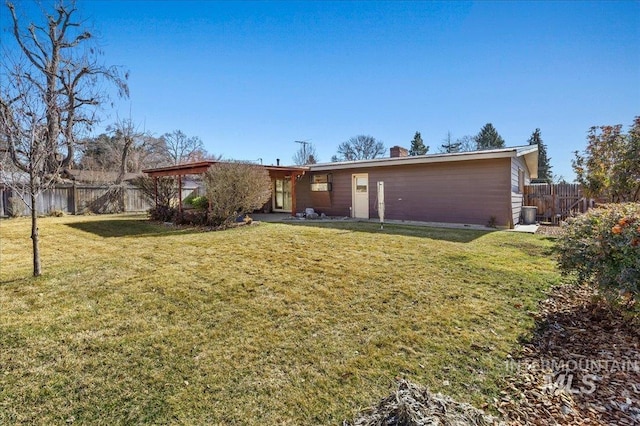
203, 162, 271, 227
149, 205, 178, 223
189, 195, 209, 210
557, 203, 640, 297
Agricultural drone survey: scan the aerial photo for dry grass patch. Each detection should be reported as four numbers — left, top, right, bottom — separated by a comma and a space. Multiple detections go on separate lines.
0, 214, 560, 424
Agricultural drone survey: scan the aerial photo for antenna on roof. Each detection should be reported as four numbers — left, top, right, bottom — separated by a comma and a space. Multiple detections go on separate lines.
295, 139, 312, 164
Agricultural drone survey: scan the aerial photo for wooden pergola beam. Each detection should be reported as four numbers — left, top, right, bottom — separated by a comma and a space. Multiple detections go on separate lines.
142, 161, 217, 178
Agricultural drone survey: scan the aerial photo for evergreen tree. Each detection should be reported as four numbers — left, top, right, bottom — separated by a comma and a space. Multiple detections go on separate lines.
528, 128, 552, 183
474, 123, 505, 150
440, 131, 461, 153
409, 131, 428, 155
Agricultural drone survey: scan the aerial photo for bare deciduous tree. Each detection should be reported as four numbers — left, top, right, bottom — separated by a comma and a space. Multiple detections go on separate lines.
0, 75, 59, 276
131, 175, 177, 208
104, 118, 147, 185
455, 135, 478, 152
162, 130, 206, 165
1, 0, 128, 276
5, 1, 128, 174
78, 133, 169, 173
334, 135, 385, 161
292, 142, 319, 165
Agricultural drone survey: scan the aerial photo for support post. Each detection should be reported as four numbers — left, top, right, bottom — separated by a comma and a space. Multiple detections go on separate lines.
178, 175, 183, 213
154, 176, 158, 208
290, 173, 296, 217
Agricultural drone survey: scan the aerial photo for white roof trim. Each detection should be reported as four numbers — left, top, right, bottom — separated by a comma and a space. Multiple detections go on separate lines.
310, 145, 538, 171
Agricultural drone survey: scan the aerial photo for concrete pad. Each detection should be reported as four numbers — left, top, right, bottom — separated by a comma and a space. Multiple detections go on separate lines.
363, 219, 496, 231
249, 213, 502, 232
249, 213, 292, 222
509, 224, 539, 234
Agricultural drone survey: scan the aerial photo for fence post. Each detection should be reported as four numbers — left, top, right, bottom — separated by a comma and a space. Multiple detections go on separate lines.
551, 184, 556, 224
72, 181, 77, 215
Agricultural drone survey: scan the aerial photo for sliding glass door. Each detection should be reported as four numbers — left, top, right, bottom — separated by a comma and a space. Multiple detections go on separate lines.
273, 177, 292, 212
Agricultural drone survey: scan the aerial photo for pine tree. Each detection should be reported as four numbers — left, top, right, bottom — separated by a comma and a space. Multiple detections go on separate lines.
409, 131, 428, 155
440, 131, 461, 153
475, 123, 505, 150
528, 128, 552, 183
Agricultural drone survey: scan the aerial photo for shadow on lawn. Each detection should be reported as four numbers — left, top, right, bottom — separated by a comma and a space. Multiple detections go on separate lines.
280, 221, 494, 243
66, 219, 201, 238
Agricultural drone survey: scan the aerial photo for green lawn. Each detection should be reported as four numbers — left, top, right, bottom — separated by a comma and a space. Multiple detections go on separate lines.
0, 214, 560, 424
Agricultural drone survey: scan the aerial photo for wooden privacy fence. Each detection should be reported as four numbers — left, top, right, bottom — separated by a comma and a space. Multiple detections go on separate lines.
524, 183, 594, 224
0, 184, 152, 217
1, 183, 199, 217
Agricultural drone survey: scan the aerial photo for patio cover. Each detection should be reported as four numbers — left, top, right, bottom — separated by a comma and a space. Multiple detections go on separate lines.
142, 161, 308, 215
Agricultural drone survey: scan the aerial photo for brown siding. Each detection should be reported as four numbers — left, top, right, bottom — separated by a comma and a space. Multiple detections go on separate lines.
296, 158, 512, 226
510, 157, 531, 226
295, 171, 354, 217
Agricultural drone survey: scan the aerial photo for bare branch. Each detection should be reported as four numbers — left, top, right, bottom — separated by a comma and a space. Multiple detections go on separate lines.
7, 2, 46, 72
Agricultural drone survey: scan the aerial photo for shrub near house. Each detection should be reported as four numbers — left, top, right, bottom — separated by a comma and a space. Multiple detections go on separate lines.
203, 162, 272, 227
557, 203, 640, 297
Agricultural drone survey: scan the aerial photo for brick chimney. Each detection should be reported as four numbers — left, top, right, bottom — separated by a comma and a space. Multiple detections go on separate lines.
390, 146, 408, 158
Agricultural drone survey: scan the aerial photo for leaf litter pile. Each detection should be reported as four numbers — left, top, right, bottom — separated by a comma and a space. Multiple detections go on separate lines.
347, 284, 639, 425
345, 380, 500, 426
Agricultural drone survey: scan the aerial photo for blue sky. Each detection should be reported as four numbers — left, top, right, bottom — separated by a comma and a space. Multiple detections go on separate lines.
3, 1, 639, 179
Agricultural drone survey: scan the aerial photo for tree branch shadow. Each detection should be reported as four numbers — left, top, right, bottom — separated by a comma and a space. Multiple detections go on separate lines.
66, 218, 200, 238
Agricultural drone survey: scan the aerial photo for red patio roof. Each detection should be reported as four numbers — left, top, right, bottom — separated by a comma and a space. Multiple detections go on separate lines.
142, 161, 308, 177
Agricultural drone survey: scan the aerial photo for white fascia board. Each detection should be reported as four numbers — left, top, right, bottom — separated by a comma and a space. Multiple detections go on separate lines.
309, 149, 519, 171
514, 145, 539, 157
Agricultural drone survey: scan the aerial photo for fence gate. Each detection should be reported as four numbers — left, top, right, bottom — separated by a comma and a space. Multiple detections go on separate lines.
524, 183, 593, 224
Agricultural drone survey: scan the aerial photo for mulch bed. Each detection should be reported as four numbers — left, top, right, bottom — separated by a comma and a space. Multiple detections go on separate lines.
535, 225, 565, 237
498, 284, 640, 425
347, 285, 640, 425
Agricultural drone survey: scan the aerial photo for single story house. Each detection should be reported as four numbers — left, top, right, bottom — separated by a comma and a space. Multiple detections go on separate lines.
298, 145, 538, 228
142, 144, 537, 228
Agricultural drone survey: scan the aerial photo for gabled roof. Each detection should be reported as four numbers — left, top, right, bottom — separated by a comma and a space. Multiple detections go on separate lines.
309, 145, 539, 178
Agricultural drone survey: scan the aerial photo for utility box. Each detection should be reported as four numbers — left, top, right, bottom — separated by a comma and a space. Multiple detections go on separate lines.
521, 206, 537, 225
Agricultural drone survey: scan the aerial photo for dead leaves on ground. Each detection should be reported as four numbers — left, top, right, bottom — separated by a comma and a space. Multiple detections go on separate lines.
499, 284, 640, 425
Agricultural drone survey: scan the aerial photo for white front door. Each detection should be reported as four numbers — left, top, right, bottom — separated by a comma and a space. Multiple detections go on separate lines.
352, 173, 369, 218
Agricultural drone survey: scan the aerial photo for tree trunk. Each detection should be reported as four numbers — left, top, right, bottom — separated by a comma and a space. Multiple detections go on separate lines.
116, 136, 132, 185
30, 190, 41, 277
